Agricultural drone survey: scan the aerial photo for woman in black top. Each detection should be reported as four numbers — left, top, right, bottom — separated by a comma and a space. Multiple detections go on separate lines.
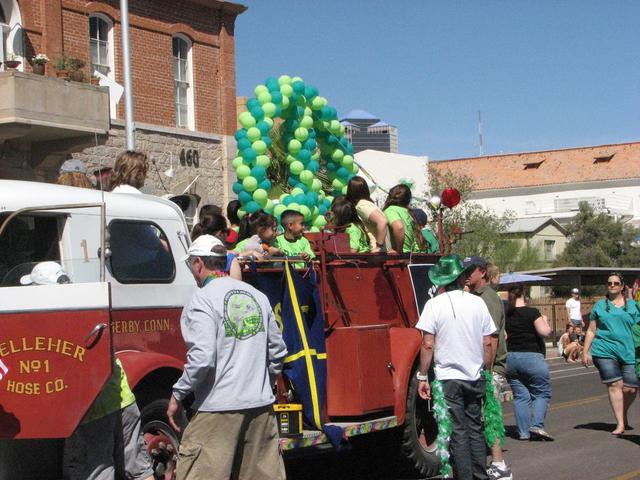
505, 285, 553, 441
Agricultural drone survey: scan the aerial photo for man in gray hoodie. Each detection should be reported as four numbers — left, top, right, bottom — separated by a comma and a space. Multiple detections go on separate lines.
167, 235, 287, 480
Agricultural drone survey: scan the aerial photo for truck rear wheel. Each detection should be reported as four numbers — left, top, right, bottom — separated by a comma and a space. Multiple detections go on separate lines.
398, 373, 440, 478
140, 399, 181, 480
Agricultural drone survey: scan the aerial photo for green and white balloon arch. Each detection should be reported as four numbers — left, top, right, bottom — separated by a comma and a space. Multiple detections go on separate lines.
232, 75, 359, 231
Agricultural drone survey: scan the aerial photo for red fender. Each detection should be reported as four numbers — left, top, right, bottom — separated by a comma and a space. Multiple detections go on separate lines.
389, 327, 422, 424
116, 350, 184, 390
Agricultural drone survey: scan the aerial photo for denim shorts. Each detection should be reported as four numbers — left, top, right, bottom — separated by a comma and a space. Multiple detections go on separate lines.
592, 356, 640, 388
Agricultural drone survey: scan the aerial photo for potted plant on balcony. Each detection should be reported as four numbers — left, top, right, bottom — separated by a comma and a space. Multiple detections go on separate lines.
31, 53, 50, 75
4, 54, 21, 70
83, 71, 101, 85
67, 58, 85, 82
54, 55, 69, 79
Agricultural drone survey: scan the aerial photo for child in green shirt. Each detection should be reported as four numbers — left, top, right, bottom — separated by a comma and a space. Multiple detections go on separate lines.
274, 209, 315, 267
382, 184, 427, 253
331, 200, 371, 253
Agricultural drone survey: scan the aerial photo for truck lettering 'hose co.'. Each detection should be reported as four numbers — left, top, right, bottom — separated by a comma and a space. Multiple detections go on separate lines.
0, 179, 443, 479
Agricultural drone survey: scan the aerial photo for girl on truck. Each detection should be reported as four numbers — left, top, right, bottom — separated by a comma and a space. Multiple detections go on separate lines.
346, 176, 393, 253
382, 184, 427, 254
330, 200, 371, 253
233, 210, 282, 259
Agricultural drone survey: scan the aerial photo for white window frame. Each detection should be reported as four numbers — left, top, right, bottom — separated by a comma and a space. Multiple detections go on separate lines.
89, 13, 116, 118
0, 0, 24, 71
172, 34, 195, 131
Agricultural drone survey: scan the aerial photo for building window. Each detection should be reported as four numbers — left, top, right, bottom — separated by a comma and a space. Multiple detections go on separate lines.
173, 35, 194, 130
89, 15, 113, 77
544, 240, 555, 261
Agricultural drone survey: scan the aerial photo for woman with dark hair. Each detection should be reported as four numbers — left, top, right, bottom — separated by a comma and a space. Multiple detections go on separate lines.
225, 200, 241, 248
505, 284, 553, 441
583, 272, 639, 435
191, 213, 241, 280
346, 176, 392, 253
382, 184, 426, 253
331, 200, 371, 253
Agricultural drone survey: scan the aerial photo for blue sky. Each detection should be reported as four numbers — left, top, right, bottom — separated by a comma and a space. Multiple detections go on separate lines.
234, 1, 639, 160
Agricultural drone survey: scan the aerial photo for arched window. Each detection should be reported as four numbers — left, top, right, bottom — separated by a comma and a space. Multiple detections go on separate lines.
89, 14, 114, 77
173, 35, 194, 130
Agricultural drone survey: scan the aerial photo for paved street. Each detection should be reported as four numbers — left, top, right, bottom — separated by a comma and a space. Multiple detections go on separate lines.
285, 350, 640, 480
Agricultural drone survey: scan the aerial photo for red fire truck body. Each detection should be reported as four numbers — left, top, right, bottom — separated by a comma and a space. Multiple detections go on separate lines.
0, 180, 440, 479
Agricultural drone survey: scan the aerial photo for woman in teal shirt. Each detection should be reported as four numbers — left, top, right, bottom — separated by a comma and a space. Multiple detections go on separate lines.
583, 272, 640, 435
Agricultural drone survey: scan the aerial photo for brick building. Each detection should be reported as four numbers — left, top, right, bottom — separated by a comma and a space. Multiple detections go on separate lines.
0, 0, 246, 205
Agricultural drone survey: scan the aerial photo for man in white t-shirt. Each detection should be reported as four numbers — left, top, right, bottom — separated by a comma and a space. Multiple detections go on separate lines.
415, 254, 496, 480
565, 288, 583, 327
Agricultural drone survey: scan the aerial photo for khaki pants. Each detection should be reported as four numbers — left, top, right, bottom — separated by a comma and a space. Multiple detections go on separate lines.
176, 405, 285, 480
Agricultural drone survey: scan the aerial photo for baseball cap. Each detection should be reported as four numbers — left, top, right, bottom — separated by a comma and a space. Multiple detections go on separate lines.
20, 262, 71, 285
182, 235, 226, 261
462, 256, 488, 270
59, 159, 87, 175
572, 288, 580, 294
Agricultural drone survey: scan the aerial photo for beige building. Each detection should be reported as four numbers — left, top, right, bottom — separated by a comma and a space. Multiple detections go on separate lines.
503, 217, 568, 266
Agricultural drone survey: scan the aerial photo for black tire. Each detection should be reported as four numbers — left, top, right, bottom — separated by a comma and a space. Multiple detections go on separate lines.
397, 371, 441, 478
140, 399, 185, 480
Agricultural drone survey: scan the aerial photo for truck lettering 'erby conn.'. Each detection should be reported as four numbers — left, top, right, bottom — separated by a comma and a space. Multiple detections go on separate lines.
0, 180, 442, 479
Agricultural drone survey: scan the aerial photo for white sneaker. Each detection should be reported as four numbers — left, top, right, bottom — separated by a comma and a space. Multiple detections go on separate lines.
487, 463, 513, 480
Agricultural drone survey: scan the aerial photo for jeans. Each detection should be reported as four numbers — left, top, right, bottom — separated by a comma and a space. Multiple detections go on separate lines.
441, 378, 488, 480
506, 351, 552, 439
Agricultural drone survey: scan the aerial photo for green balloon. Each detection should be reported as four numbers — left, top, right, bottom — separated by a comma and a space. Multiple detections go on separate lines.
263, 117, 274, 128
331, 149, 344, 162
290, 187, 305, 196
311, 96, 327, 109
313, 215, 327, 228
304, 107, 313, 117
294, 127, 309, 142
311, 151, 321, 161
281, 96, 290, 109
286, 154, 297, 164
309, 226, 320, 233
332, 178, 344, 190
265, 199, 274, 212
236, 164, 251, 179
342, 155, 354, 167
257, 92, 272, 105
247, 127, 261, 141
290, 161, 304, 175
253, 188, 268, 205
280, 84, 293, 97
262, 102, 277, 118
239, 112, 256, 128
252, 140, 268, 155
300, 116, 314, 129
300, 170, 314, 185
254, 85, 269, 96
237, 208, 247, 219
232, 156, 243, 169
299, 205, 311, 221
341, 185, 348, 195
274, 203, 287, 217
243, 176, 258, 192
288, 139, 302, 154
329, 120, 341, 135
311, 178, 322, 192
288, 202, 300, 212
256, 155, 271, 168
291, 76, 304, 83
278, 75, 292, 86
351, 164, 359, 175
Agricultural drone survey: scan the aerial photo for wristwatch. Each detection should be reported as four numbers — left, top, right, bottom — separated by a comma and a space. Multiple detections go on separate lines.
416, 371, 429, 381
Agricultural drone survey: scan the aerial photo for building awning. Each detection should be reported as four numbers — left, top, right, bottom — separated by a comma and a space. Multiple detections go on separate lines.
517, 267, 640, 287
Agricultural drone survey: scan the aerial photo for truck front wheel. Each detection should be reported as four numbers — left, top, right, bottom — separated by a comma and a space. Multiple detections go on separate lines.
140, 399, 182, 480
398, 372, 441, 478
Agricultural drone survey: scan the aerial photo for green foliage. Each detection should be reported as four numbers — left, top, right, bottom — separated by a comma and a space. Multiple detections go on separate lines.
554, 202, 640, 268
427, 164, 476, 201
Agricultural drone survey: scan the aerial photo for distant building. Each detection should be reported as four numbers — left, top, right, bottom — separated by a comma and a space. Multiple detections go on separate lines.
429, 141, 640, 227
341, 109, 398, 154
503, 217, 569, 265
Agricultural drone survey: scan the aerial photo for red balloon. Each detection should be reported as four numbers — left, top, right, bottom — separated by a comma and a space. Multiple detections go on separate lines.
441, 187, 461, 208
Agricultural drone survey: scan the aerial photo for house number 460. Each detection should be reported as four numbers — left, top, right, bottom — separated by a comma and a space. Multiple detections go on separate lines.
180, 149, 200, 168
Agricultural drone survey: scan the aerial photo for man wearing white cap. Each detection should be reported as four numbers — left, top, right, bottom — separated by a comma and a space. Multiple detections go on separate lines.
167, 235, 287, 480
566, 288, 583, 327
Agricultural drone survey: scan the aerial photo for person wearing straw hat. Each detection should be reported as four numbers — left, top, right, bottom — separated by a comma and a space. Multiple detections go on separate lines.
415, 254, 497, 480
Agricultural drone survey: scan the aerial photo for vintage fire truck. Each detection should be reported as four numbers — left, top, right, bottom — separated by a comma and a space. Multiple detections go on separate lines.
0, 179, 441, 479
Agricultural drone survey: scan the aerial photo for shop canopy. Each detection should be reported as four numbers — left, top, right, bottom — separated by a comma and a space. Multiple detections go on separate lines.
516, 267, 640, 287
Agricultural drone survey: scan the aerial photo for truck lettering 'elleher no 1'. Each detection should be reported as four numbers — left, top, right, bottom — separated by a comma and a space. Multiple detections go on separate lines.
0, 180, 443, 479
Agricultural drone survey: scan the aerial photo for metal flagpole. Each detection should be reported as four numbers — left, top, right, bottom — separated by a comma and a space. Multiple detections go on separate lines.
120, 0, 135, 151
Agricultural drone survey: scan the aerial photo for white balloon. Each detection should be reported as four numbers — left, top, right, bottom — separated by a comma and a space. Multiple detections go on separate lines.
430, 195, 442, 209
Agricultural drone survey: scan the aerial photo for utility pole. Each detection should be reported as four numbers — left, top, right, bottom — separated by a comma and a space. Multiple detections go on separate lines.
120, 0, 135, 151
478, 110, 484, 157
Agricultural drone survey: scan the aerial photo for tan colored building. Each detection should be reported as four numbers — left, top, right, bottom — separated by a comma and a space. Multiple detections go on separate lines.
503, 217, 568, 266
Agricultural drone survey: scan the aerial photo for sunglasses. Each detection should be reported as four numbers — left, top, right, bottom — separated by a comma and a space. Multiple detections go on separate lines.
607, 281, 621, 287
